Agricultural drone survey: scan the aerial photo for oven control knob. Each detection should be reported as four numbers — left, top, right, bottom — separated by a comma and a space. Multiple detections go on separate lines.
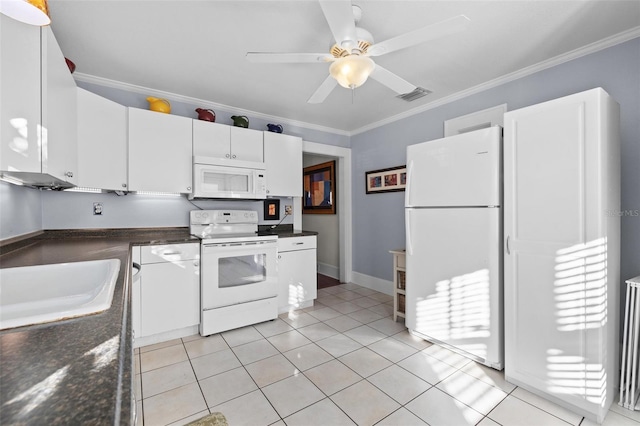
202, 213, 208, 219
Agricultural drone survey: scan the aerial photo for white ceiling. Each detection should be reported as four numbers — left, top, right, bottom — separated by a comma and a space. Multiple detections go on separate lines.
48, 1, 640, 133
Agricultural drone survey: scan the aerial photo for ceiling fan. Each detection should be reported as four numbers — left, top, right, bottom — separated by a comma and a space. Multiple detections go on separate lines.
246, 0, 470, 104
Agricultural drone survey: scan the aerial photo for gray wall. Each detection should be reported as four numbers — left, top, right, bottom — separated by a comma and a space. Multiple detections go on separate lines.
351, 37, 640, 290
302, 154, 340, 275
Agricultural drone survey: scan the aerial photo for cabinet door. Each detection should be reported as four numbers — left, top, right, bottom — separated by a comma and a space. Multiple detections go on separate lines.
131, 247, 141, 341
264, 132, 302, 196
230, 127, 263, 162
77, 88, 127, 191
140, 259, 200, 337
504, 90, 604, 408
0, 15, 42, 174
41, 27, 78, 184
128, 108, 193, 193
278, 248, 317, 310
193, 120, 231, 159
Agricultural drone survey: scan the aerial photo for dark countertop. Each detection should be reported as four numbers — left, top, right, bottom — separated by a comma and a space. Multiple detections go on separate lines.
257, 224, 318, 238
0, 228, 196, 426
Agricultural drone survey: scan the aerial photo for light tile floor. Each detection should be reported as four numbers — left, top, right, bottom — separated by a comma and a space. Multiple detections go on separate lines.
134, 283, 640, 426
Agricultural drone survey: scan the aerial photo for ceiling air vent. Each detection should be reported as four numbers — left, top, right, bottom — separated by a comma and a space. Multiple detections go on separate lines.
397, 87, 432, 102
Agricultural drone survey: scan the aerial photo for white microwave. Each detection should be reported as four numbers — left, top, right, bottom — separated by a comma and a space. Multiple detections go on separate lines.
190, 159, 266, 200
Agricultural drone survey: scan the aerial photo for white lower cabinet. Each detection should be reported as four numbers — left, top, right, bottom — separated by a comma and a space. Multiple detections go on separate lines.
131, 243, 200, 347
277, 236, 317, 313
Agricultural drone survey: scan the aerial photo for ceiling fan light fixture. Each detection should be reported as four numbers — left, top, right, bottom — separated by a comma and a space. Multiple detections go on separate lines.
329, 55, 375, 89
0, 0, 50, 26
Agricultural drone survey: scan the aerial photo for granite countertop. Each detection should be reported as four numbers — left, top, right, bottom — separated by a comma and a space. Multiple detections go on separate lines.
0, 228, 196, 425
257, 224, 318, 238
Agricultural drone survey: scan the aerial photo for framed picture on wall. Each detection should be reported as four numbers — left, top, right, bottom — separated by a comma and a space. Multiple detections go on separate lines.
366, 165, 407, 194
264, 199, 280, 220
303, 160, 336, 214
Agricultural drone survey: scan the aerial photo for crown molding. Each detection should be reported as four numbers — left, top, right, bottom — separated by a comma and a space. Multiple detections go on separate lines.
72, 73, 351, 137
350, 27, 640, 136
74, 27, 639, 138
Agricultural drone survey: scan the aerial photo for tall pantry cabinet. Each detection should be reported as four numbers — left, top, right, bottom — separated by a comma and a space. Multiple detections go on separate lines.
503, 88, 620, 423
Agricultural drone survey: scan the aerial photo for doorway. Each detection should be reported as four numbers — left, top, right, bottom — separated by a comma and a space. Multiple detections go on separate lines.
303, 153, 340, 282
302, 141, 352, 284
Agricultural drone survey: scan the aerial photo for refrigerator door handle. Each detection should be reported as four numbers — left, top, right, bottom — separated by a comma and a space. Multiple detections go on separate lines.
406, 210, 413, 255
406, 160, 413, 206
506, 235, 511, 255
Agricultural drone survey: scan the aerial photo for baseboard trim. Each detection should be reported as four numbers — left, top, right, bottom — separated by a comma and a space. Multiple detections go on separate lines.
317, 262, 339, 280
350, 271, 394, 296
133, 325, 199, 349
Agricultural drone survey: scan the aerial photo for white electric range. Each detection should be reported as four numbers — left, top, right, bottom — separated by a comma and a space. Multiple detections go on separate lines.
190, 210, 278, 336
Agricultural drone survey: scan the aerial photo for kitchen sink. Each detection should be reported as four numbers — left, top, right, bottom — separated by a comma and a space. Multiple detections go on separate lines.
0, 259, 121, 330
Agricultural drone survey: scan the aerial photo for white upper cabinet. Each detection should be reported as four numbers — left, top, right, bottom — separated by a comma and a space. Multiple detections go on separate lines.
0, 15, 41, 175
1, 17, 77, 185
41, 27, 78, 185
77, 88, 127, 191
128, 108, 193, 194
192, 120, 230, 159
193, 120, 263, 164
229, 126, 263, 163
264, 132, 302, 197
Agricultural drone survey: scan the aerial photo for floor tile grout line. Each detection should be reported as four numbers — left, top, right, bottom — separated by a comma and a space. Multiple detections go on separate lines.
482, 385, 519, 426
182, 337, 212, 424
507, 389, 586, 426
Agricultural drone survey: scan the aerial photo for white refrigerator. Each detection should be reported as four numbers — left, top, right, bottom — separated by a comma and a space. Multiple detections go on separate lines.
405, 126, 503, 369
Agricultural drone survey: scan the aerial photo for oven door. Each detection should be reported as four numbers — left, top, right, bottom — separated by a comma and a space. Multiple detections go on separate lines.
201, 239, 278, 309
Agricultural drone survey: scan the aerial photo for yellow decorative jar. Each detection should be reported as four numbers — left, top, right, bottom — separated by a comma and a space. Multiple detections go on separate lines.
147, 97, 171, 114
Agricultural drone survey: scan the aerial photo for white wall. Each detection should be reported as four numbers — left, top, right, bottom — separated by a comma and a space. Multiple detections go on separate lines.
0, 182, 42, 240
39, 190, 294, 229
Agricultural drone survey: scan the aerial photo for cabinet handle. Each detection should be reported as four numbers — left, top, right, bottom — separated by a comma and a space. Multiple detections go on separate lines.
225, 154, 230, 158
294, 242, 304, 245
122, 183, 127, 188
506, 235, 511, 255
232, 154, 236, 159
266, 189, 270, 194
65, 171, 74, 178
187, 186, 191, 191
278, 255, 281, 259
162, 251, 181, 256
194, 261, 199, 267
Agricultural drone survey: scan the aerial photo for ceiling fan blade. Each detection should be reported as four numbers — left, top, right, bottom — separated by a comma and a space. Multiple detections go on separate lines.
370, 65, 416, 95
308, 75, 338, 104
246, 52, 333, 63
367, 15, 471, 57
319, 0, 358, 48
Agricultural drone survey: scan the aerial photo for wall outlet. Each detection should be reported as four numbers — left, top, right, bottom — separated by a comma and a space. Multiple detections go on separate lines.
93, 202, 103, 215
285, 205, 292, 215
